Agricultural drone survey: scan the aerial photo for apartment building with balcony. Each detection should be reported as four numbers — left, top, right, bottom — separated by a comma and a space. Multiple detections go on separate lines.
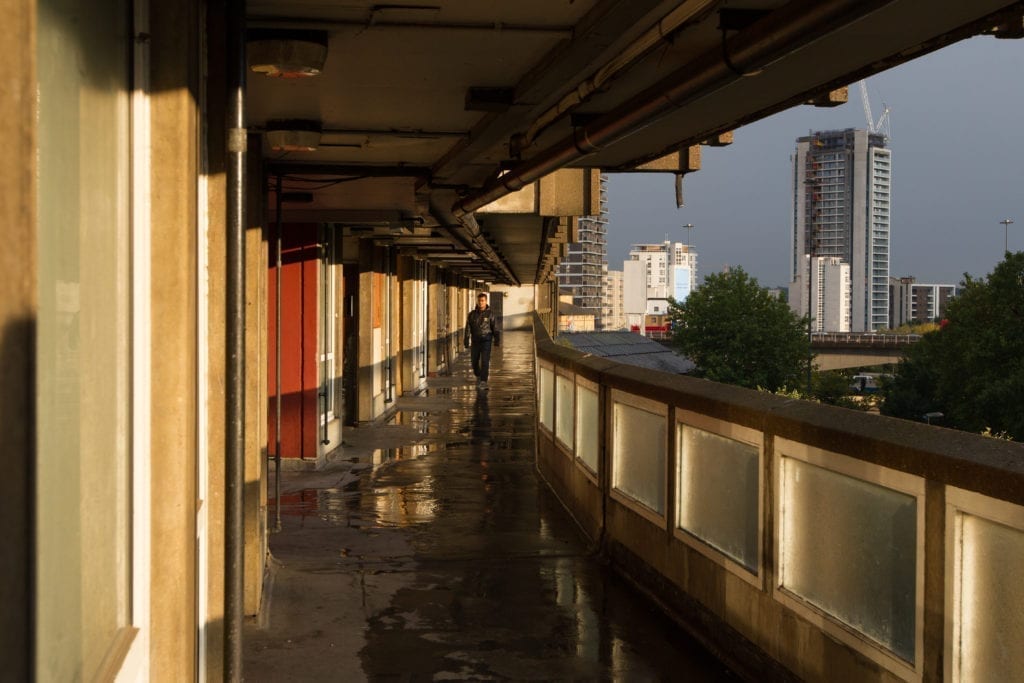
557, 175, 609, 328
791, 129, 891, 331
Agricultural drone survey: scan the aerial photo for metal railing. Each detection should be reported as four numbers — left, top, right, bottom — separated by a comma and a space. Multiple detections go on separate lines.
809, 331, 921, 347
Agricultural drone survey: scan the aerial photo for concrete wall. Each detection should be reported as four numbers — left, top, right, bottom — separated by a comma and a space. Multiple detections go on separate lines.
0, 1, 36, 676
534, 317, 1024, 682
492, 285, 536, 330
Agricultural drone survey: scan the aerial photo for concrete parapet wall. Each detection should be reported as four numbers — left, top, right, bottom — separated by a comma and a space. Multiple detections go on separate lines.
533, 314, 1024, 682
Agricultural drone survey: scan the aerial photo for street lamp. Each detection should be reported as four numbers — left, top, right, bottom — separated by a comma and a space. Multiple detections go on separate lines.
682, 223, 694, 246
999, 218, 1014, 254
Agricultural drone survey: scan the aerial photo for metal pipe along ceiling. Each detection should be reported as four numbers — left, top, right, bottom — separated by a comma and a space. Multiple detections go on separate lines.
520, 0, 718, 150
452, 0, 897, 219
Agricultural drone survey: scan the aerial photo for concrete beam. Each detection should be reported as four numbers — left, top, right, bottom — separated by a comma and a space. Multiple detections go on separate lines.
805, 86, 849, 107
476, 168, 602, 216
630, 145, 701, 173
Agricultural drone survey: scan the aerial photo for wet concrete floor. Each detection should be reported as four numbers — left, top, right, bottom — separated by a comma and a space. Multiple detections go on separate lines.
244, 330, 734, 681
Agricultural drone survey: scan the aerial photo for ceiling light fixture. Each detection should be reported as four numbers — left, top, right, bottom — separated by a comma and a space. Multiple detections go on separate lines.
248, 29, 328, 78
265, 119, 322, 152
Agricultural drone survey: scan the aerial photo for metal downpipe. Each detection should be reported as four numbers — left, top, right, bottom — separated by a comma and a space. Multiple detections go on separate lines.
451, 0, 894, 218
224, 0, 247, 678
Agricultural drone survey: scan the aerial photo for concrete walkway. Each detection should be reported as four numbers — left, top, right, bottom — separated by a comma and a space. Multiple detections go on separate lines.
244, 330, 733, 681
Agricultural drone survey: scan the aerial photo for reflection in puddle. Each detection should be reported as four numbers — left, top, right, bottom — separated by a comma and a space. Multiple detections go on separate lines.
371, 447, 396, 466
275, 460, 442, 528
372, 475, 439, 527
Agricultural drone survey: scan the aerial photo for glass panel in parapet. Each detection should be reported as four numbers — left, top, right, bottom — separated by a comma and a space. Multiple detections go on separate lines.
780, 458, 916, 661
677, 425, 759, 572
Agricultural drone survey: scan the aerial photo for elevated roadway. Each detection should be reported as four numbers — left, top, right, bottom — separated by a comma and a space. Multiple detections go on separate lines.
811, 332, 919, 369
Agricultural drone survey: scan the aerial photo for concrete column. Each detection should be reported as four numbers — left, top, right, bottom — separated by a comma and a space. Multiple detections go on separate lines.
453, 279, 460, 363
243, 138, 268, 616
396, 255, 416, 396
427, 265, 442, 376
196, 1, 267, 671
149, 0, 200, 675
0, 1, 35, 676
202, 4, 226, 674
357, 240, 375, 422
388, 250, 401, 401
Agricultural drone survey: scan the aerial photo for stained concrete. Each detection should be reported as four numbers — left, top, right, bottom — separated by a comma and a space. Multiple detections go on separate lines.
244, 330, 733, 681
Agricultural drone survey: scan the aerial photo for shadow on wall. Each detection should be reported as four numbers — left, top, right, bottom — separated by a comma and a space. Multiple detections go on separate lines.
0, 317, 34, 680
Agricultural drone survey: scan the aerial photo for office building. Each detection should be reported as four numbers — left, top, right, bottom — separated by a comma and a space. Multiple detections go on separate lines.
557, 174, 609, 327
791, 129, 891, 331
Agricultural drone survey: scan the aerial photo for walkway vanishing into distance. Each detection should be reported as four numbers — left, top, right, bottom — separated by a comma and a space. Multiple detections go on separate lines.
244, 330, 733, 681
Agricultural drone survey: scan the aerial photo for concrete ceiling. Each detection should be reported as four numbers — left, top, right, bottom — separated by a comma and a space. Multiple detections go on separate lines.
248, 0, 1024, 285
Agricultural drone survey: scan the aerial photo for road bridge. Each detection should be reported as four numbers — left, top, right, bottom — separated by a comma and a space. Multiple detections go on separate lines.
811, 332, 919, 369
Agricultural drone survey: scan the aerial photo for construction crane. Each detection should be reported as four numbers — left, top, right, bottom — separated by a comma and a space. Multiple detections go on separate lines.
858, 79, 891, 139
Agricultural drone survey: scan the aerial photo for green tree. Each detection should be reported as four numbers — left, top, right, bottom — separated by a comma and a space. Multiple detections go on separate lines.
882, 252, 1024, 439
668, 268, 810, 391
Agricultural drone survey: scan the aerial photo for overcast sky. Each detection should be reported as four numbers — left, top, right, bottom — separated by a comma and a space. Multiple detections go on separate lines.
605, 36, 1024, 288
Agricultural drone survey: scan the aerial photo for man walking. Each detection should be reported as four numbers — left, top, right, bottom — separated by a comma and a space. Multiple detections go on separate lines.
465, 292, 500, 390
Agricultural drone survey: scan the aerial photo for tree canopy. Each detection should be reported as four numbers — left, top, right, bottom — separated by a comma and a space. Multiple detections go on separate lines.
668, 268, 810, 391
882, 252, 1024, 439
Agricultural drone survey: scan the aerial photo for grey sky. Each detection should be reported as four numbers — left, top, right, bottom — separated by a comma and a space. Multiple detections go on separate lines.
605, 36, 1024, 288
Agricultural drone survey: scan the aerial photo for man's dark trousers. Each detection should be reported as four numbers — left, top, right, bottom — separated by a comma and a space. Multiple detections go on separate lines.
471, 338, 493, 381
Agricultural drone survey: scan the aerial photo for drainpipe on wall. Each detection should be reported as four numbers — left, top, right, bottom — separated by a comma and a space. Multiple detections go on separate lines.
224, 0, 247, 678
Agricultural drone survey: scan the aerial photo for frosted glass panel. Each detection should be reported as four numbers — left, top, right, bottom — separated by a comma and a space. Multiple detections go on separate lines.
576, 386, 599, 472
555, 374, 575, 450
612, 401, 666, 514
781, 458, 917, 661
539, 367, 554, 429
956, 514, 1024, 681
677, 425, 759, 572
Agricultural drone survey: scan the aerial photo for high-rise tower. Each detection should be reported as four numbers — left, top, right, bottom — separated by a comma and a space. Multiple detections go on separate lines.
557, 174, 608, 328
791, 129, 891, 331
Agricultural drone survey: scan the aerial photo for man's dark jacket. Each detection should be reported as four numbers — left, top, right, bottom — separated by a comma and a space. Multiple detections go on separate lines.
465, 306, 500, 345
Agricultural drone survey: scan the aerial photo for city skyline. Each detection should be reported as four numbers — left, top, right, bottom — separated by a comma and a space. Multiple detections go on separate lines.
605, 35, 1024, 288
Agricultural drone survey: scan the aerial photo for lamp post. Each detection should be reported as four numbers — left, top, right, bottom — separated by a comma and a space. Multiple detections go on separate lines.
999, 218, 1014, 254
682, 223, 694, 246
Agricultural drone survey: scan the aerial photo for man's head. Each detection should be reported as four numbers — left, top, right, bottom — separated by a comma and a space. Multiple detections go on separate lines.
477, 293, 489, 309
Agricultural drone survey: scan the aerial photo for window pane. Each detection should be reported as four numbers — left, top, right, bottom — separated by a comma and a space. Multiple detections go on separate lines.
956, 513, 1024, 680
677, 425, 759, 571
780, 458, 916, 661
555, 374, 574, 450
36, 1, 131, 679
612, 400, 665, 514
538, 367, 554, 429
576, 385, 599, 472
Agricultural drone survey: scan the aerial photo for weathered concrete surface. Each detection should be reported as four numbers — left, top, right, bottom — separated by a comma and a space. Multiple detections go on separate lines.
244, 331, 733, 680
